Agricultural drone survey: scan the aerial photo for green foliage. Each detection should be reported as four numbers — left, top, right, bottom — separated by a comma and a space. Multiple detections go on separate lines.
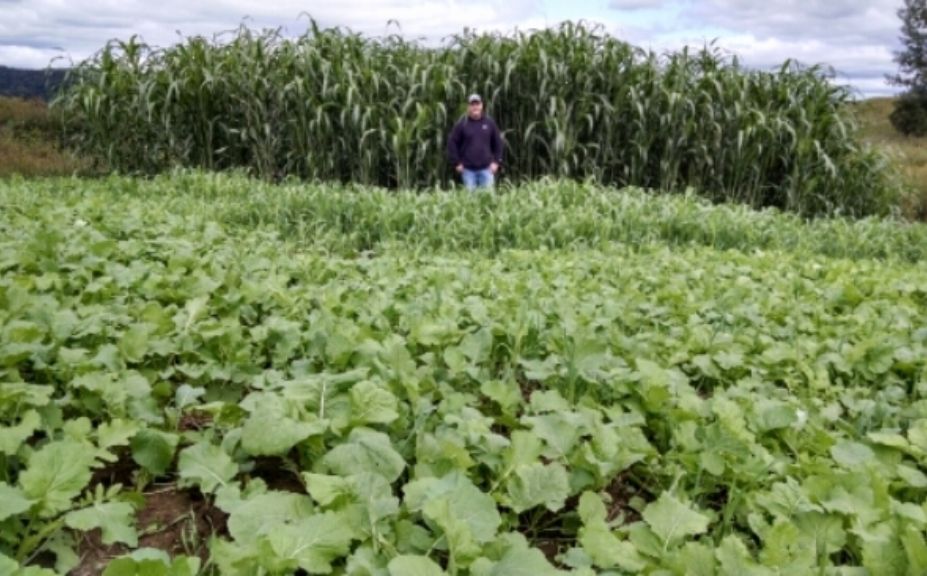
888, 0, 927, 94
177, 442, 238, 494
53, 22, 897, 216
890, 90, 927, 137
12, 171, 927, 261
3, 175, 927, 573
19, 441, 96, 516
642, 493, 711, 546
889, 0, 927, 137
388, 555, 446, 576
102, 550, 200, 576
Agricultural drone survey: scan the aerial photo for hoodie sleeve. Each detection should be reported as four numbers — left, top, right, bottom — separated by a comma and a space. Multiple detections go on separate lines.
447, 120, 463, 166
490, 120, 504, 164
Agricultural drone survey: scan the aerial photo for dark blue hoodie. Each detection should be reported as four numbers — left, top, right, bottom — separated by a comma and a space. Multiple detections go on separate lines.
447, 115, 504, 170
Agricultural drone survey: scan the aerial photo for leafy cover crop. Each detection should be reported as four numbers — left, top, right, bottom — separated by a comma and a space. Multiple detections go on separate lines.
2, 177, 927, 574
14, 172, 927, 262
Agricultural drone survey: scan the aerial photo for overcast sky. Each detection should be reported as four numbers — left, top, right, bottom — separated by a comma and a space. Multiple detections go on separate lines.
0, 0, 906, 97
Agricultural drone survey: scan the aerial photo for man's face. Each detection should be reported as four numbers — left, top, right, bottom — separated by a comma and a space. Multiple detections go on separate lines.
468, 100, 483, 118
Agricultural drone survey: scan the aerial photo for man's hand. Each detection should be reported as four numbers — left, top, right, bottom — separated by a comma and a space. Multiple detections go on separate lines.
456, 164, 464, 174
490, 162, 499, 174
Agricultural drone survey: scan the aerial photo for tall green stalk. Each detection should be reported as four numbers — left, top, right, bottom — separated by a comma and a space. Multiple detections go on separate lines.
53, 21, 899, 216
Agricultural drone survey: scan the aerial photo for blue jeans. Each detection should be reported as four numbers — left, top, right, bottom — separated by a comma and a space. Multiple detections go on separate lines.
461, 167, 494, 190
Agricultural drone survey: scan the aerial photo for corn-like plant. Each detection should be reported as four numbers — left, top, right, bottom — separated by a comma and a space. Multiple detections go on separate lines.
53, 21, 899, 216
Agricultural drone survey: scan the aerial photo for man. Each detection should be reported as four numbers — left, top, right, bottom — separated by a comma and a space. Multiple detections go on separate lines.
447, 94, 504, 190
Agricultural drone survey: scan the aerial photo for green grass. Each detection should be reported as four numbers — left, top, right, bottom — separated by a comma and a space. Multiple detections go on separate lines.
854, 97, 927, 218
10, 171, 927, 262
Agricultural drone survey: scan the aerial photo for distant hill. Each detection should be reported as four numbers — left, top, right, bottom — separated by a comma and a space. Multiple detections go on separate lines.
0, 66, 68, 100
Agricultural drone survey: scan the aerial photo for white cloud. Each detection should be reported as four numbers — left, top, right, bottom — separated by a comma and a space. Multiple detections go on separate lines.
0, 0, 905, 96
687, 0, 900, 44
0, 44, 68, 69
607, 0, 666, 9
0, 0, 543, 66
607, 0, 905, 97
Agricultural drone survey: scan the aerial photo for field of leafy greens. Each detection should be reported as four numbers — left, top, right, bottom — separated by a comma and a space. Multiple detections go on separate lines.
3, 174, 927, 575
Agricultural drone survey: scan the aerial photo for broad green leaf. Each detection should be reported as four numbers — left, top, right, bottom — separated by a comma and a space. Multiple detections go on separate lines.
520, 357, 559, 382
580, 522, 645, 572
387, 555, 445, 576
577, 492, 646, 572
715, 535, 773, 576
504, 431, 544, 469
350, 380, 399, 425
667, 542, 717, 576
753, 401, 796, 432
908, 420, 927, 453
0, 409, 40, 455
892, 500, 926, 525
505, 462, 570, 513
19, 440, 96, 516
65, 501, 138, 546
118, 323, 151, 362
72, 371, 151, 412
0, 482, 33, 520
177, 442, 237, 493
635, 359, 673, 410
98, 419, 141, 450
102, 550, 201, 576
480, 548, 563, 576
867, 431, 909, 450
225, 491, 315, 541
754, 478, 820, 518
304, 473, 353, 506
794, 512, 846, 558
423, 485, 500, 544
901, 524, 927, 574
346, 546, 389, 575
642, 493, 711, 545
524, 413, 586, 458
897, 464, 927, 488
819, 480, 878, 522
174, 385, 205, 409
0, 383, 53, 411
480, 380, 522, 413
266, 512, 355, 574
349, 472, 401, 527
862, 528, 908, 576
17, 567, 58, 575
577, 491, 607, 525
45, 532, 80, 575
241, 395, 325, 456
830, 441, 876, 468
63, 417, 93, 441
758, 520, 815, 572
405, 472, 501, 553
131, 429, 179, 476
321, 428, 406, 482
0, 553, 18, 574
